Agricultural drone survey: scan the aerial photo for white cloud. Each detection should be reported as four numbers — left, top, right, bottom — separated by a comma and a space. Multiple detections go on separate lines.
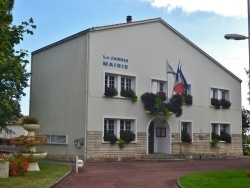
140, 0, 247, 18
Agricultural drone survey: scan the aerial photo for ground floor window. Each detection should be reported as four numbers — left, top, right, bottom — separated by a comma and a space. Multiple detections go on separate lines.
211, 123, 231, 143
103, 118, 136, 142
45, 134, 68, 144
180, 121, 192, 143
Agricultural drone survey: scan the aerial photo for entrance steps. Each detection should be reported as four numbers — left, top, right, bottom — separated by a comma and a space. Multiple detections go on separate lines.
140, 154, 185, 161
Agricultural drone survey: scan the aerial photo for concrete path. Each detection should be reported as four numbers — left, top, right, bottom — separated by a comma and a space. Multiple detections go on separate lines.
53, 157, 250, 188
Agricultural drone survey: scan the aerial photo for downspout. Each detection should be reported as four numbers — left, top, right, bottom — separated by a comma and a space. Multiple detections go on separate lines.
29, 55, 33, 116
84, 31, 90, 162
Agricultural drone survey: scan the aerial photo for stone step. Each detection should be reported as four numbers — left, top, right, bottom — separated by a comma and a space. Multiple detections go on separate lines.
140, 154, 185, 161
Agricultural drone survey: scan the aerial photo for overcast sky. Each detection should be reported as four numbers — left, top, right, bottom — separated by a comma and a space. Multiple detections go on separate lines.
12, 0, 249, 115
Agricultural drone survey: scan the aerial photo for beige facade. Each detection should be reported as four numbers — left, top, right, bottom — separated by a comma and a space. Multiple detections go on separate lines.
30, 18, 242, 162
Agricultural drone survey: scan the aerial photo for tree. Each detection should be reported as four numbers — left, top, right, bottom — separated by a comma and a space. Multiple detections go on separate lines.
242, 108, 250, 136
0, 0, 36, 128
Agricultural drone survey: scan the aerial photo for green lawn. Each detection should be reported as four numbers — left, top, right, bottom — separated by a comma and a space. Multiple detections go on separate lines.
0, 163, 71, 188
179, 169, 250, 188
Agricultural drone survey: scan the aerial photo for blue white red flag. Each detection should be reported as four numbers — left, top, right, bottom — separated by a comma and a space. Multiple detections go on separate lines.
173, 64, 189, 94
179, 66, 189, 90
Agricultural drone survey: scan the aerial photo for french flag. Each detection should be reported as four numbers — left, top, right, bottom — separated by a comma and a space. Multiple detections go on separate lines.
173, 65, 187, 94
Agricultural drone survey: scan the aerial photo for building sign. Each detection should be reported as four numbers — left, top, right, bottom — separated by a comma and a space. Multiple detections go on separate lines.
103, 55, 128, 69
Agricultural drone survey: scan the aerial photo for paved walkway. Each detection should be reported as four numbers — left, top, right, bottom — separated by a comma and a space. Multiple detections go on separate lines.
52, 157, 250, 188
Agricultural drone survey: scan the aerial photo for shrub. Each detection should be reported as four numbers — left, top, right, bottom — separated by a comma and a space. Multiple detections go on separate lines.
120, 131, 135, 143
104, 87, 118, 97
8, 153, 29, 176
131, 93, 138, 103
103, 131, 118, 145
118, 139, 125, 149
211, 139, 218, 148
181, 130, 192, 143
22, 116, 39, 124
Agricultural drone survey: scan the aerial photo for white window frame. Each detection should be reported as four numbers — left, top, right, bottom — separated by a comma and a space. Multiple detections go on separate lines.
44, 134, 68, 145
150, 78, 168, 94
210, 122, 231, 142
104, 71, 136, 98
210, 87, 230, 103
180, 120, 193, 142
103, 116, 137, 143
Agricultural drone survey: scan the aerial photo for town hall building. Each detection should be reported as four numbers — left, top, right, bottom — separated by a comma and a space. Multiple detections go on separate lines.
30, 16, 242, 161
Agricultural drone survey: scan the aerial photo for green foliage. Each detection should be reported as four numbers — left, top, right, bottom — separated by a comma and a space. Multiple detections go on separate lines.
141, 92, 184, 121
22, 116, 39, 124
103, 131, 118, 145
120, 89, 138, 103
211, 139, 218, 148
118, 139, 125, 149
120, 131, 135, 143
181, 130, 192, 143
242, 108, 250, 136
131, 93, 138, 103
179, 170, 250, 188
0, 0, 36, 129
104, 87, 118, 97
0, 163, 71, 187
141, 92, 169, 122
9, 153, 29, 176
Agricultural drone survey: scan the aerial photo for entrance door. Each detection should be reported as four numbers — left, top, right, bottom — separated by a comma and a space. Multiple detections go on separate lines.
148, 121, 154, 153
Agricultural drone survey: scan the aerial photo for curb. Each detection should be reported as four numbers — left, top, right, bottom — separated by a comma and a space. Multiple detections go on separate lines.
49, 165, 73, 188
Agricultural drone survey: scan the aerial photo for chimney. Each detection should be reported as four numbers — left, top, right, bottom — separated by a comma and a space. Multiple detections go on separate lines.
126, 16, 132, 23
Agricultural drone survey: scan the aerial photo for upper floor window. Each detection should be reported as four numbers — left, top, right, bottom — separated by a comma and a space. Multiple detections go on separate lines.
210, 88, 229, 100
105, 75, 115, 88
151, 79, 167, 94
121, 77, 132, 90
104, 72, 136, 98
210, 88, 231, 109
